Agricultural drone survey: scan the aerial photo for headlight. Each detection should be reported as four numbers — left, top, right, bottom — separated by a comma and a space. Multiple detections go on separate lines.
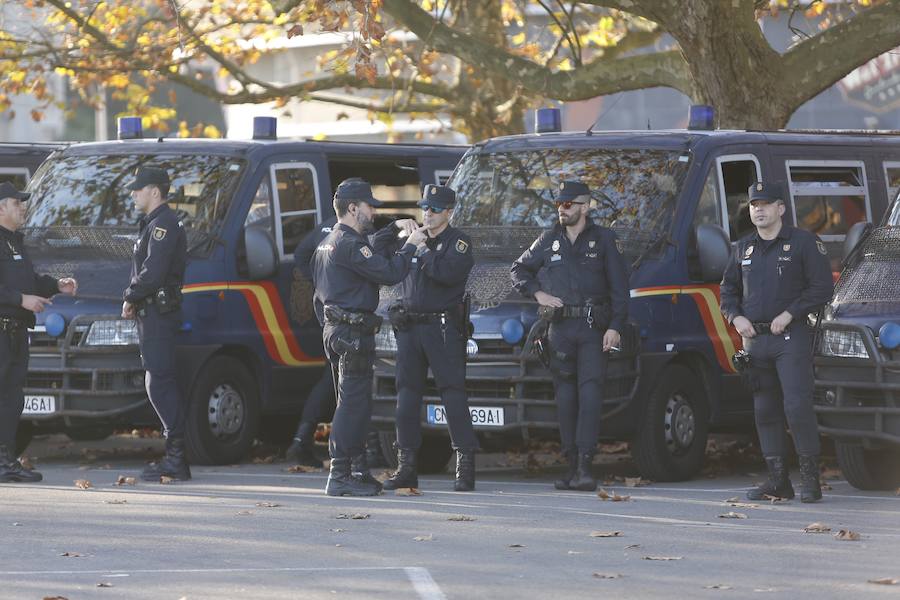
374, 323, 397, 353
83, 320, 139, 346
819, 329, 869, 359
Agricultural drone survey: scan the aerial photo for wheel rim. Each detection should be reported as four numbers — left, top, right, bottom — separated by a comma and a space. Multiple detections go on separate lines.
664, 393, 696, 455
207, 383, 245, 439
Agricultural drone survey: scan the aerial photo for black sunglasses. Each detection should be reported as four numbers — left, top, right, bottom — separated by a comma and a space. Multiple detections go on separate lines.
420, 204, 446, 214
554, 200, 584, 210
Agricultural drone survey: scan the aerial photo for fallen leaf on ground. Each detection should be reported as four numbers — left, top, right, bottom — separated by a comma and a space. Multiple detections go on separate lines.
286, 465, 321, 473
252, 455, 276, 464
159, 476, 174, 484
643, 556, 683, 561
725, 496, 740, 503
395, 488, 423, 496
624, 544, 641, 550
413, 534, 434, 542
335, 513, 370, 520
103, 499, 127, 505
330, 528, 346, 533
59, 552, 83, 557
235, 510, 252, 516
764, 495, 789, 504
868, 578, 899, 585
593, 573, 622, 579
803, 522, 831, 533
624, 477, 651, 488
834, 529, 861, 541
447, 515, 475, 521
821, 467, 842, 480
19, 456, 34, 470
96, 582, 113, 588
567, 551, 582, 555
73, 480, 92, 490
600, 441, 628, 454
718, 512, 747, 519
895, 488, 899, 496
508, 544, 525, 548
726, 502, 758, 509
704, 584, 732, 589
821, 483, 833, 491
43, 596, 69, 600
590, 531, 623, 538
114, 476, 136, 486
597, 489, 630, 502
255, 502, 280, 508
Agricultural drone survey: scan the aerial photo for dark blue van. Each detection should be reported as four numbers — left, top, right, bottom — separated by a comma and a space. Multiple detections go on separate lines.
18, 119, 466, 463
0, 142, 63, 188
373, 110, 900, 479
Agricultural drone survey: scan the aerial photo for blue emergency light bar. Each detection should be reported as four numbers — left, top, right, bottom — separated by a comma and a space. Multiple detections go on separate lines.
253, 116, 278, 140
688, 105, 716, 130
535, 108, 561, 133
118, 116, 143, 140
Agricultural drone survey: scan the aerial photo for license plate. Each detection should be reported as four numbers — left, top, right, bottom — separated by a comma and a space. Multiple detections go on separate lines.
427, 405, 504, 427
23, 395, 56, 415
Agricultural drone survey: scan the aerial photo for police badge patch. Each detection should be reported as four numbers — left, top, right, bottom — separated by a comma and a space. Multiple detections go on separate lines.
744, 245, 754, 258
588, 240, 596, 249
437, 243, 443, 251
360, 246, 373, 259
615, 239, 624, 254
152, 227, 167, 241
551, 240, 560, 252
816, 240, 827, 255
455, 239, 469, 254
783, 244, 791, 252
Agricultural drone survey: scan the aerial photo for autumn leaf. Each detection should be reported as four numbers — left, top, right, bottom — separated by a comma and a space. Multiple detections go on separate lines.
159, 476, 174, 484
103, 499, 128, 505
624, 477, 651, 488
287, 24, 303, 38
590, 531, 623, 538
59, 552, 84, 557
252, 455, 276, 464
395, 488, 423, 496
718, 512, 747, 519
114, 475, 136, 486
868, 578, 899, 585
803, 523, 831, 533
834, 529, 861, 541
624, 544, 641, 550
74, 479, 92, 490
704, 584, 732, 589
255, 502, 280, 508
724, 496, 740, 503
597, 489, 630, 502
447, 515, 476, 521
593, 573, 622, 579
330, 528, 346, 533
508, 544, 525, 548
236, 510, 252, 516
413, 534, 434, 542
643, 556, 683, 561
96, 582, 113, 588
336, 513, 370, 520
287, 465, 321, 473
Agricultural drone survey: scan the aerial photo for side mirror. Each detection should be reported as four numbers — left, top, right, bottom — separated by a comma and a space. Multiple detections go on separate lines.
696, 223, 731, 283
842, 221, 871, 264
244, 227, 278, 280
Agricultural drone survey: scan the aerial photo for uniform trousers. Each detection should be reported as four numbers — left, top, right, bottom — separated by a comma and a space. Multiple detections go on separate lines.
137, 306, 185, 439
0, 327, 29, 450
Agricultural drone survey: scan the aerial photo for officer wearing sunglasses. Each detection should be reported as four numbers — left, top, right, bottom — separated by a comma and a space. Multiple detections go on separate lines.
511, 180, 629, 491
377, 184, 479, 492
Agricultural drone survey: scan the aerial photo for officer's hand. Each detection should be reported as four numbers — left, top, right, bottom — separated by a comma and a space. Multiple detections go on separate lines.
394, 218, 418, 236
732, 315, 756, 338
406, 226, 428, 247
21, 295, 52, 314
121, 301, 135, 319
770, 311, 793, 335
603, 329, 621, 352
57, 277, 77, 296
534, 290, 563, 308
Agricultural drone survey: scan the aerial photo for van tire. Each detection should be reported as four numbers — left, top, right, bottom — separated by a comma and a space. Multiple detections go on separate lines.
632, 364, 710, 481
835, 442, 900, 491
185, 356, 260, 465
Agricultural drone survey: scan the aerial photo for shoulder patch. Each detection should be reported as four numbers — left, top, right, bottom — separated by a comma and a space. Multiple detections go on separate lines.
455, 239, 469, 254
152, 226, 167, 241
816, 240, 827, 255
359, 245, 373, 259
615, 239, 624, 254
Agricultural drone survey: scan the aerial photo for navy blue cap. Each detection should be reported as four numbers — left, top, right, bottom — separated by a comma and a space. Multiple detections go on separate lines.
0, 181, 29, 201
748, 181, 782, 203
417, 185, 456, 209
557, 180, 590, 202
334, 178, 383, 207
126, 167, 170, 191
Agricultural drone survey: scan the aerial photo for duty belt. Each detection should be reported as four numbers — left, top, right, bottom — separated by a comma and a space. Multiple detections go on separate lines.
406, 311, 452, 323
561, 305, 594, 318
323, 305, 383, 331
752, 322, 772, 335
0, 317, 27, 332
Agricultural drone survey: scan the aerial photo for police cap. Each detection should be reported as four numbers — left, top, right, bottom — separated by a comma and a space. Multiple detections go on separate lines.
417, 185, 456, 210
126, 167, 171, 191
748, 181, 782, 204
0, 181, 29, 202
334, 178, 384, 207
557, 180, 590, 202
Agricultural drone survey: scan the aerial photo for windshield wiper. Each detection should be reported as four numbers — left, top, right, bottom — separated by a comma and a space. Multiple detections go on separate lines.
631, 235, 674, 270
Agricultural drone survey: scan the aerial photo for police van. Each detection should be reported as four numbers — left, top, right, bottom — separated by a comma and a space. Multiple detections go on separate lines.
813, 184, 900, 491
0, 142, 63, 188
17, 117, 466, 463
372, 107, 900, 479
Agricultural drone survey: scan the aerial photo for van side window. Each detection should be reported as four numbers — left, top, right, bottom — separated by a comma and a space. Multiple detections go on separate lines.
694, 168, 721, 228
885, 162, 900, 202
0, 169, 28, 188
787, 162, 869, 240
244, 178, 274, 238
720, 160, 759, 242
273, 165, 318, 257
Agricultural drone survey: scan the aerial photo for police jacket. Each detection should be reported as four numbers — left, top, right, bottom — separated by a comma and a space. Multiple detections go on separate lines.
373, 223, 473, 312
294, 216, 337, 280
124, 203, 187, 303
720, 225, 833, 324
312, 222, 416, 323
510, 219, 629, 332
0, 225, 59, 326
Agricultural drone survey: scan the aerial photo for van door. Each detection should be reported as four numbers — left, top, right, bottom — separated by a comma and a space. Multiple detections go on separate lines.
714, 154, 763, 242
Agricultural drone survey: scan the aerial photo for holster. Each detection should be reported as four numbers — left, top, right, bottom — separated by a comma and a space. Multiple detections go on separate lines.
387, 300, 411, 331
323, 305, 383, 333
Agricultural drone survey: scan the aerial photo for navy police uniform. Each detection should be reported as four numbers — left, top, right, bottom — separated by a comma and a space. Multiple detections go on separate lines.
377, 185, 478, 492
511, 181, 629, 489
123, 167, 188, 480
0, 182, 61, 482
720, 181, 833, 502
312, 181, 416, 480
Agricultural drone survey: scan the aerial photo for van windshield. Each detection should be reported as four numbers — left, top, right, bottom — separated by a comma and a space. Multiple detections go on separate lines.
448, 147, 689, 263
25, 153, 245, 255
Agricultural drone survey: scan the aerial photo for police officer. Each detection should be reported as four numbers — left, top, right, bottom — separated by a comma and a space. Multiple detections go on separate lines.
312, 179, 427, 496
0, 182, 77, 483
121, 167, 190, 482
377, 185, 479, 492
511, 181, 628, 491
721, 182, 833, 503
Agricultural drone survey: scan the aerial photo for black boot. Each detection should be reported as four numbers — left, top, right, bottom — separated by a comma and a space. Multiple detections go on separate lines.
325, 457, 379, 496
141, 437, 192, 482
747, 456, 795, 500
798, 454, 823, 503
382, 447, 418, 490
0, 445, 42, 483
554, 450, 577, 490
286, 422, 321, 467
351, 452, 383, 493
365, 430, 388, 469
570, 452, 597, 491
454, 449, 476, 492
